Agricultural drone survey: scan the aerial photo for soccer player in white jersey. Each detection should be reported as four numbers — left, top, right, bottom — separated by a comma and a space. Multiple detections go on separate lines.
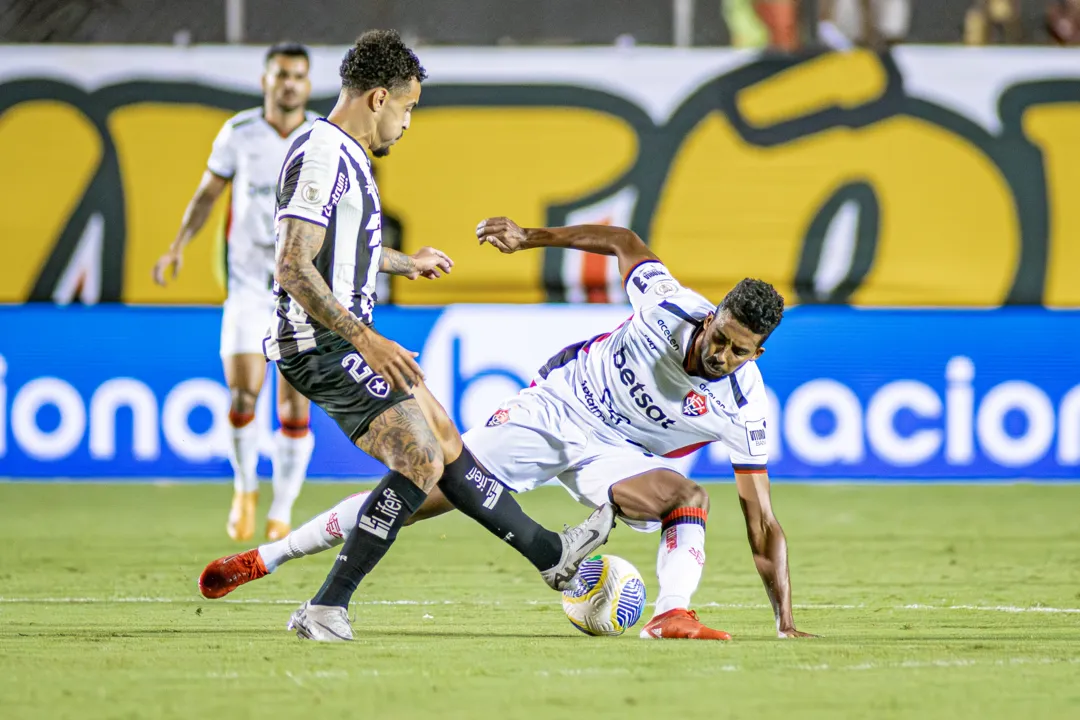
200, 218, 815, 641
153, 43, 319, 542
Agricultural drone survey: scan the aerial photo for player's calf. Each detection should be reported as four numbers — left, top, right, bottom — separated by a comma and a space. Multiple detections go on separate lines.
310, 400, 442, 610
610, 470, 727, 639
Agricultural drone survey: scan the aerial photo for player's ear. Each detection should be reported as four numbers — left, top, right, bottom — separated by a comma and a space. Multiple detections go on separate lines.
753, 346, 765, 361
369, 87, 388, 111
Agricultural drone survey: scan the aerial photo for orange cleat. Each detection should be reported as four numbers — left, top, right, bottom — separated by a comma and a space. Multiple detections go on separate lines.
198, 549, 268, 599
265, 519, 291, 541
226, 490, 258, 541
638, 608, 732, 640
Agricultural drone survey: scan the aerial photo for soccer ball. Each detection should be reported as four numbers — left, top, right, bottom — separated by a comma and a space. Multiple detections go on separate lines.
561, 554, 647, 636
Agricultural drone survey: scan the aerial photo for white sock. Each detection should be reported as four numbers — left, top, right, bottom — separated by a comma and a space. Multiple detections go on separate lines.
228, 417, 259, 493
258, 491, 370, 572
267, 429, 315, 524
653, 513, 707, 617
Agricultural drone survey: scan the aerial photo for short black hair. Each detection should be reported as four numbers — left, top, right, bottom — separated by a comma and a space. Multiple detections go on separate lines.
719, 278, 785, 343
265, 41, 310, 66
339, 29, 427, 93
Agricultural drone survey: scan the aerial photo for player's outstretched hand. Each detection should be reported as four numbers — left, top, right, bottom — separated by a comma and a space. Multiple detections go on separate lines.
152, 247, 184, 286
778, 627, 819, 639
355, 332, 425, 393
411, 246, 454, 280
476, 216, 526, 254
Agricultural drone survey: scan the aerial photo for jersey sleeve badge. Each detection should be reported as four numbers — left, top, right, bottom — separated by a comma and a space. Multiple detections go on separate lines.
745, 418, 768, 457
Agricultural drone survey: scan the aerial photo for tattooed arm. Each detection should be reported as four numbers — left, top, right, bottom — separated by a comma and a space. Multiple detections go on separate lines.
379, 247, 454, 280
276, 217, 424, 390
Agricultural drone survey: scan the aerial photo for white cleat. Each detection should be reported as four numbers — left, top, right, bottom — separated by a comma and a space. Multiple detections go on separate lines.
287, 601, 354, 642
541, 504, 616, 591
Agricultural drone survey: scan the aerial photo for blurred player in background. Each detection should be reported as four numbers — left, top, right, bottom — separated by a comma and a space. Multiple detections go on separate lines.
153, 43, 319, 542
202, 218, 815, 642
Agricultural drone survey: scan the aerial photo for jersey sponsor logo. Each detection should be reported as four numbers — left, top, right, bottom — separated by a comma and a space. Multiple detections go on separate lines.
682, 390, 709, 417
323, 170, 350, 218
612, 345, 676, 429
246, 183, 277, 197
696, 382, 731, 413
631, 265, 672, 294
486, 408, 510, 427
745, 418, 768, 457
655, 319, 680, 351
579, 377, 631, 427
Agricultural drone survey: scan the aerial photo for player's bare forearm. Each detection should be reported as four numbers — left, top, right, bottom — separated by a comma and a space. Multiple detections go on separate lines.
736, 471, 799, 634
276, 218, 370, 347
523, 225, 658, 278
173, 171, 228, 249
379, 247, 418, 277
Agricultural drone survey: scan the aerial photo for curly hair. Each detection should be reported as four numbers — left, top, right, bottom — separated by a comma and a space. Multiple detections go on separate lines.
339, 30, 427, 93
718, 278, 785, 342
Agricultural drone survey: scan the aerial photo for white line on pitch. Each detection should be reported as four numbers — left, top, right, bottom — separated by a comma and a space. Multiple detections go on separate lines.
2, 597, 1080, 614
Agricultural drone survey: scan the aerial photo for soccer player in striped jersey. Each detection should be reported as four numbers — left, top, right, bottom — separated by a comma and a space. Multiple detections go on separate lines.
234, 31, 613, 642
201, 219, 816, 641
153, 43, 319, 542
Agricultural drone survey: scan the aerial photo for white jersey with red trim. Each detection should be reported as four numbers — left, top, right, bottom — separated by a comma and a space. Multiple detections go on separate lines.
206, 107, 319, 295
535, 260, 770, 469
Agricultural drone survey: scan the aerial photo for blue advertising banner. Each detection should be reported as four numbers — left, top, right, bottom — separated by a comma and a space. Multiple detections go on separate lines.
1, 305, 1077, 480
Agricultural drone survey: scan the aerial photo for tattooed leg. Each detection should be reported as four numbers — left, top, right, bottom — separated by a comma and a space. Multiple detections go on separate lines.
310, 399, 441, 608
408, 383, 565, 572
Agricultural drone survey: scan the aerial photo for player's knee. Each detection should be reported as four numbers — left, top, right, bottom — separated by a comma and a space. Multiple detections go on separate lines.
391, 446, 444, 491
229, 389, 258, 424
276, 400, 308, 427
669, 481, 710, 514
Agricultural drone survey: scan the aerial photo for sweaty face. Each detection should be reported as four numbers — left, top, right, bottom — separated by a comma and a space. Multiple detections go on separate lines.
372, 78, 421, 157
694, 309, 765, 379
263, 55, 311, 113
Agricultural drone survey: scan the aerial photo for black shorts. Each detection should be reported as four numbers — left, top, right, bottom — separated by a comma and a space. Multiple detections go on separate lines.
276, 337, 412, 443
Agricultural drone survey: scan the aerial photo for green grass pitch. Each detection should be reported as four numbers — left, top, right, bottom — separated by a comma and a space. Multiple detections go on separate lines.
2, 482, 1079, 719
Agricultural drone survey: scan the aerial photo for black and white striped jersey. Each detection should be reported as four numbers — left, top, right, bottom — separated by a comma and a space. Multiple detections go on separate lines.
263, 119, 383, 361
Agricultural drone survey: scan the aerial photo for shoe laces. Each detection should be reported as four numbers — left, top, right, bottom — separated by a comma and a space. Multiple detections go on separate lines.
561, 522, 588, 546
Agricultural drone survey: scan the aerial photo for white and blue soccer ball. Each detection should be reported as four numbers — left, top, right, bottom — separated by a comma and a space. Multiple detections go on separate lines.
561, 554, 647, 636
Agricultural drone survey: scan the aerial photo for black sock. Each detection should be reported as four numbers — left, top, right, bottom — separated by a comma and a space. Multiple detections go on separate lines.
438, 446, 562, 572
312, 471, 427, 608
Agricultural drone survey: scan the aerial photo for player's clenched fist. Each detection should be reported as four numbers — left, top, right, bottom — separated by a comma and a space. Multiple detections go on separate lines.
354, 332, 424, 393
476, 216, 527, 254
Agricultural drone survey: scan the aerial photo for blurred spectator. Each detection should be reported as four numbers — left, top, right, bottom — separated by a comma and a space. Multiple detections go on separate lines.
818, 0, 912, 49
723, 0, 801, 50
964, 0, 1023, 44
1047, 0, 1080, 43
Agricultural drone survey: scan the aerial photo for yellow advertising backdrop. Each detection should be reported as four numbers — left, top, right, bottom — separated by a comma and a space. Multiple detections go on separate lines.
1, 50, 1077, 306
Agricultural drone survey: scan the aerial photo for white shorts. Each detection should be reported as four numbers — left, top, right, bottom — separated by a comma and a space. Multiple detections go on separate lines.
220, 287, 277, 358
462, 386, 681, 533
